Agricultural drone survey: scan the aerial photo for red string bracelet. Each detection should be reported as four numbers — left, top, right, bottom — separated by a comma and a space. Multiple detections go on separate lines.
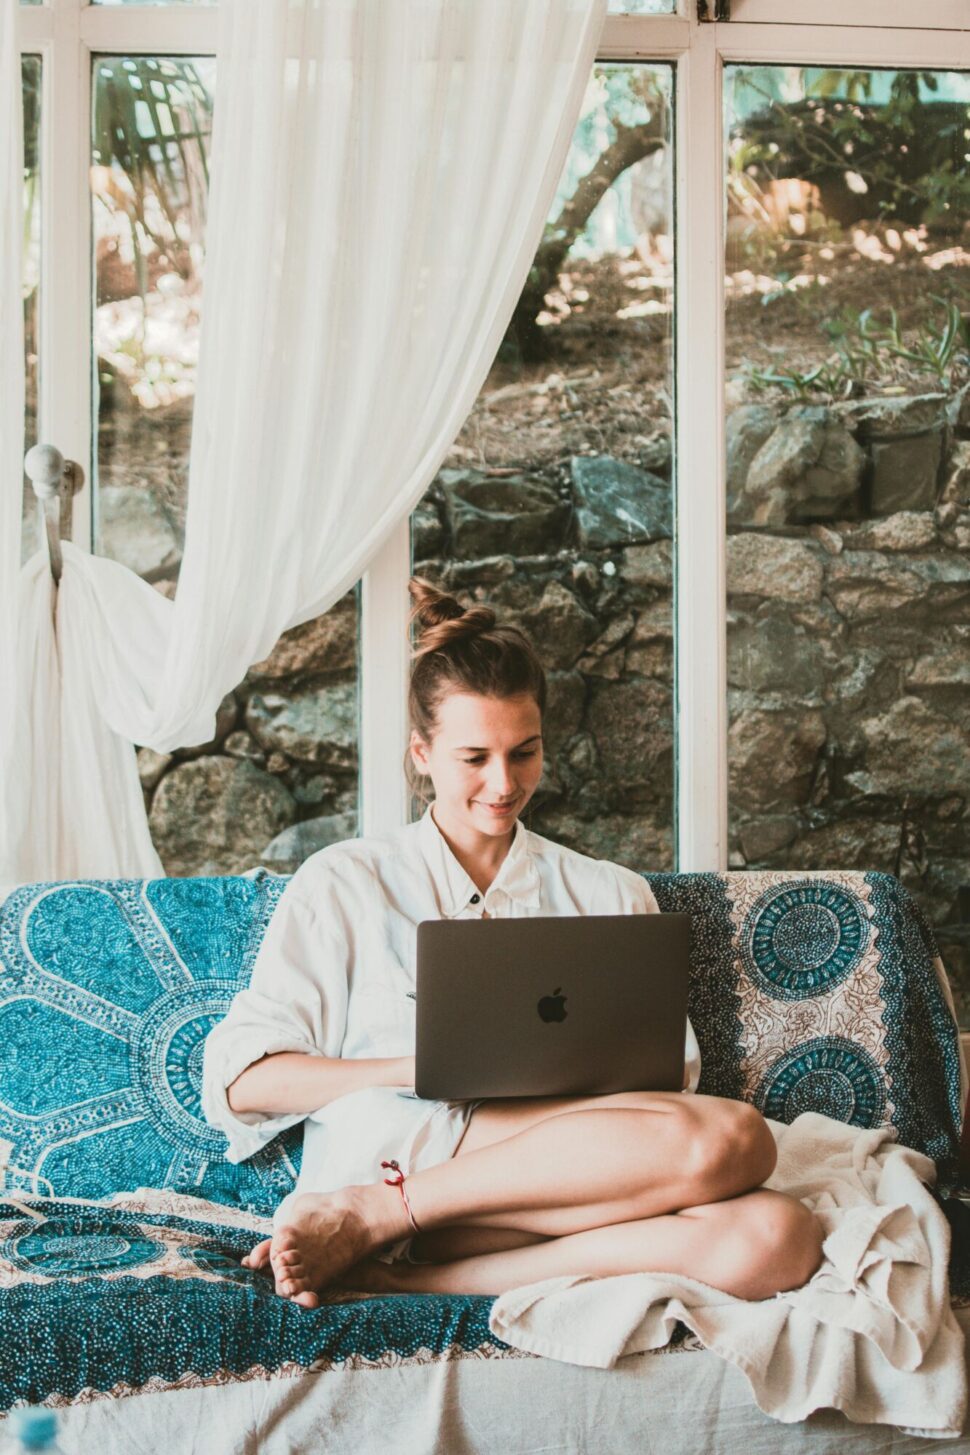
381, 1159, 422, 1234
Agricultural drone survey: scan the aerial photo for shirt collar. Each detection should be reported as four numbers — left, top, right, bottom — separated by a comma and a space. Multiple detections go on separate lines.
417, 801, 541, 916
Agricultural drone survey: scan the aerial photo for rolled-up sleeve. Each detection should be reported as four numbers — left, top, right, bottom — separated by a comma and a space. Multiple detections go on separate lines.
202, 861, 353, 1163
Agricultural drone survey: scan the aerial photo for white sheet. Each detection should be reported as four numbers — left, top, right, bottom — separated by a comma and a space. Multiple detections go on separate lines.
488, 1112, 967, 1439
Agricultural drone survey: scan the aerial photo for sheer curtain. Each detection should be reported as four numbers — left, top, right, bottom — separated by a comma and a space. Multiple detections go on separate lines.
1, 0, 607, 884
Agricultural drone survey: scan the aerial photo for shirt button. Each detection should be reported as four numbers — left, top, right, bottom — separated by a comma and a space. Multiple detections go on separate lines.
470, 893, 481, 905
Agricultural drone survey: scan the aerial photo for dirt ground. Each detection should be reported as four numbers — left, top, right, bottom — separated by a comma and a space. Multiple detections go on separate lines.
452, 235, 970, 476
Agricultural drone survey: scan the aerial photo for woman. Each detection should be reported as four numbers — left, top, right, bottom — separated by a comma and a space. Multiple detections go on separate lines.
202, 577, 823, 1310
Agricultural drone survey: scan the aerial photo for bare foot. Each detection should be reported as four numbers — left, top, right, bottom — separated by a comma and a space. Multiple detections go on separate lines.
270, 1185, 408, 1308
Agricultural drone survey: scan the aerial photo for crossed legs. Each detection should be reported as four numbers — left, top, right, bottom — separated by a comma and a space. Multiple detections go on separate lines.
245, 1092, 824, 1308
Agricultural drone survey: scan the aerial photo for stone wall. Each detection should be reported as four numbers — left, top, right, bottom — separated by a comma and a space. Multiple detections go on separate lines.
724, 386, 970, 1020
124, 385, 969, 1021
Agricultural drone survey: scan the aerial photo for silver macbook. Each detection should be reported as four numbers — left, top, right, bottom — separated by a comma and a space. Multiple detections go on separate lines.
414, 913, 690, 1101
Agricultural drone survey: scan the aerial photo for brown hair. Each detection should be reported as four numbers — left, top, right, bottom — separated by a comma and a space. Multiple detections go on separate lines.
404, 575, 547, 803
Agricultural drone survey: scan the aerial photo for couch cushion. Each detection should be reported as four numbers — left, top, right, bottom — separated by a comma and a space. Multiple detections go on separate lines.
647, 870, 964, 1190
0, 873, 301, 1215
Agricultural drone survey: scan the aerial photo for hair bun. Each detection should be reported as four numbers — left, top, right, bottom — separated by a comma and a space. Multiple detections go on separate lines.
407, 575, 496, 658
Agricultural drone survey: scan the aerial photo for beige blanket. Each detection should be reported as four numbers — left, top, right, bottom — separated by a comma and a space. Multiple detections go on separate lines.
488, 1112, 967, 1439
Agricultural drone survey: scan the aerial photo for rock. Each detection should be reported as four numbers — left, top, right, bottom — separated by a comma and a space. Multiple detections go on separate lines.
625, 638, 672, 680
570, 560, 600, 596
246, 679, 358, 769
514, 581, 598, 669
629, 599, 673, 643
727, 611, 823, 695
948, 381, 970, 437
637, 433, 672, 479
542, 670, 586, 753
442, 555, 517, 588
826, 551, 970, 622
808, 523, 843, 555
99, 485, 181, 580
727, 708, 826, 811
941, 440, 970, 506
738, 814, 800, 861
858, 696, 969, 798
149, 757, 294, 876
292, 774, 339, 807
826, 648, 898, 714
579, 613, 635, 660
841, 511, 938, 552
621, 539, 672, 590
781, 819, 901, 871
726, 534, 824, 603
905, 643, 970, 690
838, 392, 948, 440
529, 805, 672, 872
266, 753, 289, 774
412, 503, 445, 561
260, 812, 358, 873
223, 731, 265, 765
137, 747, 171, 792
440, 469, 568, 558
570, 455, 671, 549
173, 691, 238, 760
745, 408, 864, 525
726, 404, 778, 519
869, 434, 944, 515
586, 679, 672, 794
248, 590, 357, 682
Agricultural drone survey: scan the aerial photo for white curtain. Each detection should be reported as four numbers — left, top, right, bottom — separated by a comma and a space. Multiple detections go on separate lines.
1, 0, 607, 885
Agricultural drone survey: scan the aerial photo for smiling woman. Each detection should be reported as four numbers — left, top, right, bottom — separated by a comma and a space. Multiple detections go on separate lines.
404, 575, 546, 872
194, 575, 824, 1315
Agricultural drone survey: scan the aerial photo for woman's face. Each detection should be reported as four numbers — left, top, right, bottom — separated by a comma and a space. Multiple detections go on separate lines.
410, 691, 543, 840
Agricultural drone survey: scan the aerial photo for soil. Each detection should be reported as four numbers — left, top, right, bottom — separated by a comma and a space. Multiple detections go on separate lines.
451, 233, 970, 478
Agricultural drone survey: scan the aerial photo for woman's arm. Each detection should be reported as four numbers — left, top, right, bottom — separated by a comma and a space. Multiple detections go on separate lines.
227, 1051, 416, 1117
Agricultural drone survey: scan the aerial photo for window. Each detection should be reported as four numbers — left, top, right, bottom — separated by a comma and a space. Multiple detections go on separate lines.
724, 61, 970, 1015
14, 1, 970, 1017
412, 62, 675, 867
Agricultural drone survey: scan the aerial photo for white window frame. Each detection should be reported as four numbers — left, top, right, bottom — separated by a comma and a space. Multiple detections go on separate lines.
16, 1, 970, 863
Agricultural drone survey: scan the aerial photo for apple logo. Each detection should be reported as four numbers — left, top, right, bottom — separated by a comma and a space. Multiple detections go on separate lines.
537, 987, 567, 1023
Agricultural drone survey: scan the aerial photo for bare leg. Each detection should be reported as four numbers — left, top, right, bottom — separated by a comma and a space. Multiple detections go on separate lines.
264, 1095, 777, 1306
342, 1189, 825, 1302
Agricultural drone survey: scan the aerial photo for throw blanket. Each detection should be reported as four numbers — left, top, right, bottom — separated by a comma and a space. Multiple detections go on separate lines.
488, 1112, 968, 1439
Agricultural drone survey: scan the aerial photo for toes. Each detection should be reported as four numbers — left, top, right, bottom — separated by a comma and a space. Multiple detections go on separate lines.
243, 1238, 272, 1270
293, 1290, 320, 1310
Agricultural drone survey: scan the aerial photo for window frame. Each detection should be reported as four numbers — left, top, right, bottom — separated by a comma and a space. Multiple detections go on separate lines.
16, 0, 970, 863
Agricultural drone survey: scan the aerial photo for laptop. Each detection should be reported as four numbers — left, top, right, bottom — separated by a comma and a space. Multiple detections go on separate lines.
413, 913, 690, 1101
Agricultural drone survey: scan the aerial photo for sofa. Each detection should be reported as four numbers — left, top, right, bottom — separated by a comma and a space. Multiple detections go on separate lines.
0, 865, 967, 1454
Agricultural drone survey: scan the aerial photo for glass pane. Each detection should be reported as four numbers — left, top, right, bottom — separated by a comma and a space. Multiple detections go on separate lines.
411, 63, 676, 871
22, 56, 41, 562
724, 65, 970, 1017
92, 55, 360, 874
608, 0, 676, 11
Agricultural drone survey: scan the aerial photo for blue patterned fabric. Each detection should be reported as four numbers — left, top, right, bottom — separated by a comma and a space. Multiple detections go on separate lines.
0, 866, 962, 1220
0, 867, 966, 1418
647, 870, 964, 1192
0, 874, 302, 1216
0, 1195, 511, 1413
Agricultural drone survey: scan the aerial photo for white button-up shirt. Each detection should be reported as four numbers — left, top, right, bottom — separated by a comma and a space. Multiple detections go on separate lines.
202, 803, 702, 1222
